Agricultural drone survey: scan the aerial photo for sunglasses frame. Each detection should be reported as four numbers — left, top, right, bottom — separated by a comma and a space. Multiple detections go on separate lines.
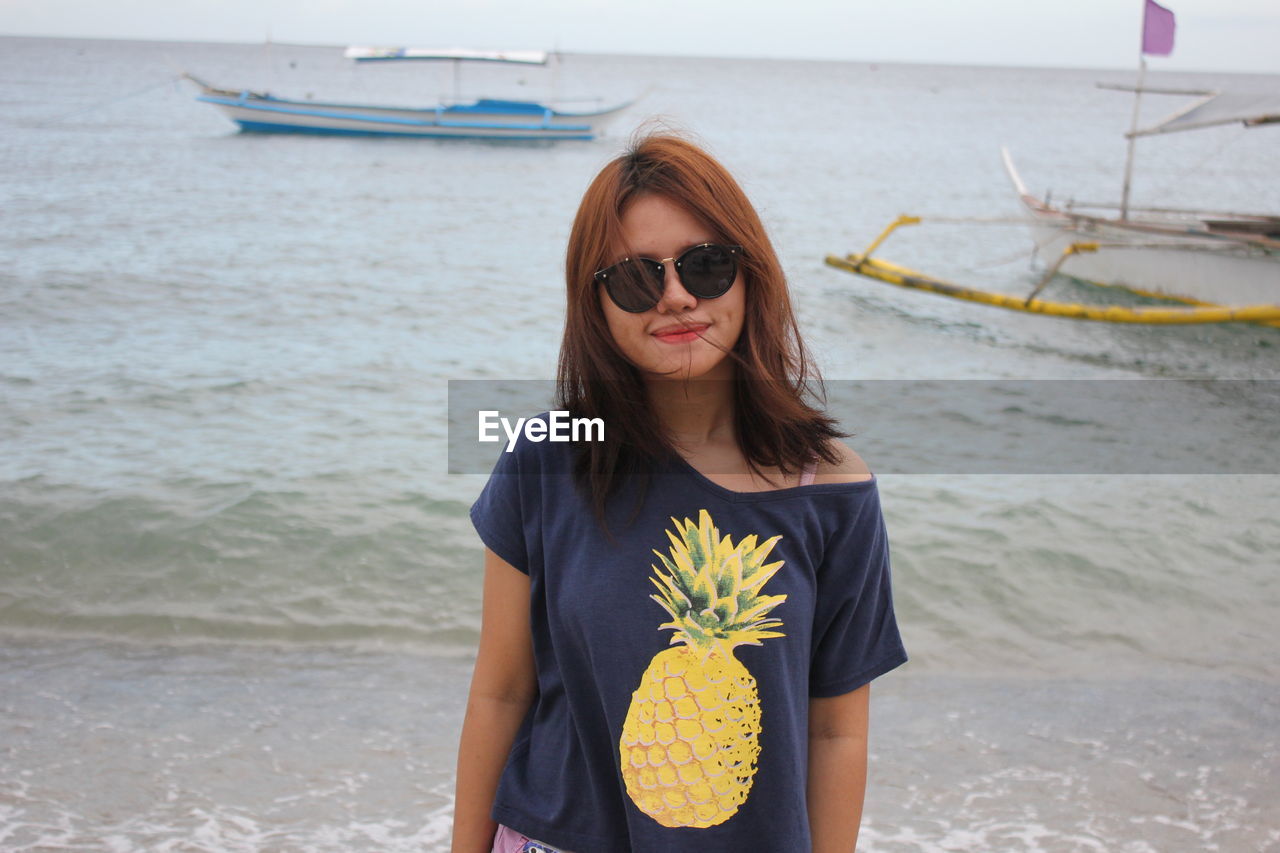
593, 244, 743, 313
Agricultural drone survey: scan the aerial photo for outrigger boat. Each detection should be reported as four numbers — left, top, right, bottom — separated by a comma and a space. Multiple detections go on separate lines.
827, 2, 1280, 325
186, 47, 633, 141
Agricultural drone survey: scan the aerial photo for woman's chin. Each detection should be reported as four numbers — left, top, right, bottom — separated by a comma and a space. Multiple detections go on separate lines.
639, 356, 734, 383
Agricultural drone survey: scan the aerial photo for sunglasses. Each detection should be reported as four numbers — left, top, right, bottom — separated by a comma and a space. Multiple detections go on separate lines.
593, 244, 742, 313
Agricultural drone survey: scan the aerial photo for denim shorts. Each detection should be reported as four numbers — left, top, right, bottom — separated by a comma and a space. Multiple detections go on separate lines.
491, 823, 573, 853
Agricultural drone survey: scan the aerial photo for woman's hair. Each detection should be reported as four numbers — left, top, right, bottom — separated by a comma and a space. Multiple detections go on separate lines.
556, 132, 843, 516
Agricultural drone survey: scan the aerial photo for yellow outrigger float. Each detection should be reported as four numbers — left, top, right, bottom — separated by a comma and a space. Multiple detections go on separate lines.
826, 214, 1280, 327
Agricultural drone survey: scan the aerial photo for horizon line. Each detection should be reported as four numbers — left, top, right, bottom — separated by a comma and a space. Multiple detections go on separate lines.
2, 31, 1278, 77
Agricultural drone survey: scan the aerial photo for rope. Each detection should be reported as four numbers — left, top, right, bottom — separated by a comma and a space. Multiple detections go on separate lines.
964, 248, 1042, 271
23, 75, 182, 129
1143, 127, 1249, 201
901, 216, 1034, 225
870, 214, 1066, 271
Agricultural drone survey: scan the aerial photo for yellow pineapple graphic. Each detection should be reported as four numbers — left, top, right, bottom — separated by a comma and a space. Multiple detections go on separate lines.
619, 509, 787, 828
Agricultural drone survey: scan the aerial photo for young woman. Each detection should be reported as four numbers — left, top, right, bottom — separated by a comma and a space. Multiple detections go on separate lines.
453, 134, 907, 853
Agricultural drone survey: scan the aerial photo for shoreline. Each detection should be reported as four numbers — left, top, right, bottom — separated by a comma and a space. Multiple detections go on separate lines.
4, 641, 1276, 850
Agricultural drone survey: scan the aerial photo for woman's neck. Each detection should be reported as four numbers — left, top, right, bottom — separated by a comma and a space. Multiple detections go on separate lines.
645, 378, 737, 451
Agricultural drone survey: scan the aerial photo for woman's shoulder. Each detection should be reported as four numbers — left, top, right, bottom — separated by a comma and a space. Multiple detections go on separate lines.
812, 439, 874, 486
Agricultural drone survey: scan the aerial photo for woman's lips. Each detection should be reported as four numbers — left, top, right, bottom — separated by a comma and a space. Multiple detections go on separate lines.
652, 323, 709, 343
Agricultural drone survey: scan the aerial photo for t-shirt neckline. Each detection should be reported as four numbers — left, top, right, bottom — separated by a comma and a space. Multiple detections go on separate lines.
667, 451, 878, 503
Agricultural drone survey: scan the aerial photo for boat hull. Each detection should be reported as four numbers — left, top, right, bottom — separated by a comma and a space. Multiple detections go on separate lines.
1002, 150, 1279, 307
1022, 211, 1279, 306
195, 92, 626, 141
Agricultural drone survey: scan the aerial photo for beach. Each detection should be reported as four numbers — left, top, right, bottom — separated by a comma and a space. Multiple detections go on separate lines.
2, 35, 1279, 851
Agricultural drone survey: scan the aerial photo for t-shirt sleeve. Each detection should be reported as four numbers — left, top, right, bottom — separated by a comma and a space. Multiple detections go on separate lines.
469, 443, 531, 575
809, 486, 908, 697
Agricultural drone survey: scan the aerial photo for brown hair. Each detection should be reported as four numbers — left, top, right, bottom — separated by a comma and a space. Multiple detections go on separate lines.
556, 132, 842, 516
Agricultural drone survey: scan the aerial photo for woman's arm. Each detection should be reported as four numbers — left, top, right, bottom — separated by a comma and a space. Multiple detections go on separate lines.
451, 548, 538, 853
807, 685, 871, 853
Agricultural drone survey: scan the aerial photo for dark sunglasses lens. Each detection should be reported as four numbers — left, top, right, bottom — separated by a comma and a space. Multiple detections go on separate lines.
603, 259, 664, 313
680, 246, 737, 298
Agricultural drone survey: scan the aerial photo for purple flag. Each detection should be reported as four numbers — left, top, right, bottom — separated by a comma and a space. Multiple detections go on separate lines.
1142, 0, 1176, 56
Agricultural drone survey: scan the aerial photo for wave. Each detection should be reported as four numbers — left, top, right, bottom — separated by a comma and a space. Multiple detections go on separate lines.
0, 482, 483, 653
0, 612, 481, 655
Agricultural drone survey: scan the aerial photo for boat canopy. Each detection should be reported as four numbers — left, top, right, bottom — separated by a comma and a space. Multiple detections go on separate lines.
343, 46, 548, 65
1131, 90, 1280, 137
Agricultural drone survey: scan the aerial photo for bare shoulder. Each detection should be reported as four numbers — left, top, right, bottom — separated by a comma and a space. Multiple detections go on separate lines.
814, 439, 874, 484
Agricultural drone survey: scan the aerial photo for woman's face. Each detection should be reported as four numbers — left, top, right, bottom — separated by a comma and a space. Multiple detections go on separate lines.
599, 194, 745, 382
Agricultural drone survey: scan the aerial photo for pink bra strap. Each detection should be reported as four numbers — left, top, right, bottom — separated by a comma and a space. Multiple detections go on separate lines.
799, 458, 818, 487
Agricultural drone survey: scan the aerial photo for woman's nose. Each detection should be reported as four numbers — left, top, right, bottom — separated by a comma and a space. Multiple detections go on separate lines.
654, 262, 697, 313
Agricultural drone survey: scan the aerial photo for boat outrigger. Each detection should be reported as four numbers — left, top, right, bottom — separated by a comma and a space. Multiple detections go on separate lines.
826, 1, 1280, 326
825, 210, 1280, 326
185, 47, 633, 141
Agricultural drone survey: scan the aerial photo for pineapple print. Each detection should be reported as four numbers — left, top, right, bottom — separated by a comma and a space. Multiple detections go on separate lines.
619, 509, 787, 828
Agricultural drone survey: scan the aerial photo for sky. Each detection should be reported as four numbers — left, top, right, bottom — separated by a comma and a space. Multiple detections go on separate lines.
2, 0, 1279, 74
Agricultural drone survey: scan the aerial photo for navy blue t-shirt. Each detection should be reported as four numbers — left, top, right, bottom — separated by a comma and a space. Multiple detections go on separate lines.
469, 429, 907, 853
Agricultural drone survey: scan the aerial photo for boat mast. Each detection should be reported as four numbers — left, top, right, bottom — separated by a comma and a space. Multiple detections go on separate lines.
1119, 58, 1146, 220
1122, 0, 1175, 219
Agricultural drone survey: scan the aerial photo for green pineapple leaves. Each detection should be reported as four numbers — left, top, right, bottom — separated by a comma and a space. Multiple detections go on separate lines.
650, 510, 787, 652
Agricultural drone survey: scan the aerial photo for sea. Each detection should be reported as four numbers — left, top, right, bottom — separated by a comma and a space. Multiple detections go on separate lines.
2, 35, 1278, 852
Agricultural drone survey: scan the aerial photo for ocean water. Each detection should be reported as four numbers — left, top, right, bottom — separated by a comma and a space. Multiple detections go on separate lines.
2, 35, 1279, 852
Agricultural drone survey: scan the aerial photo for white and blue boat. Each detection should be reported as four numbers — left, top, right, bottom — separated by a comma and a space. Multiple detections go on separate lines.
186, 47, 633, 141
